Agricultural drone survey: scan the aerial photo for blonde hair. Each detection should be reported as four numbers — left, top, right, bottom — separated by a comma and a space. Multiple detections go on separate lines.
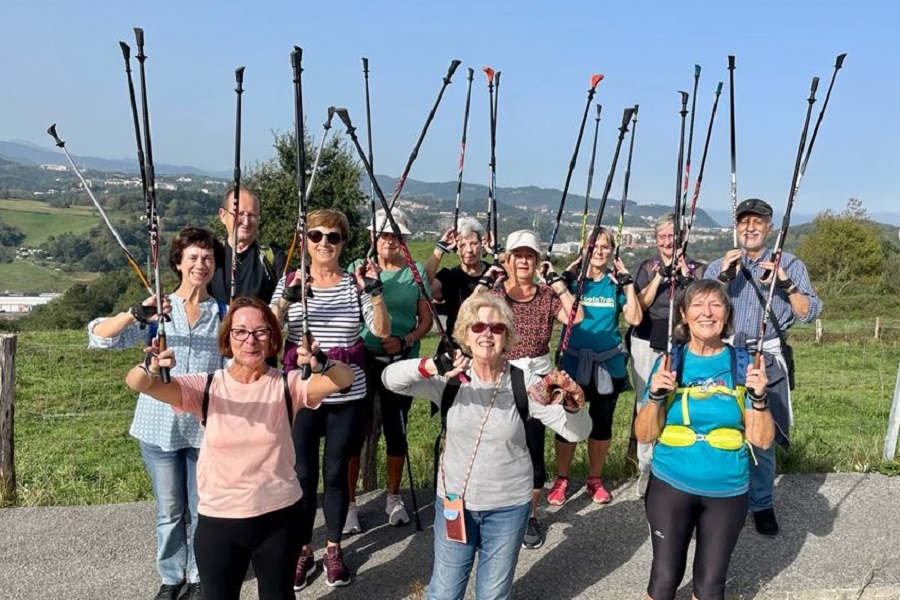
452, 294, 519, 355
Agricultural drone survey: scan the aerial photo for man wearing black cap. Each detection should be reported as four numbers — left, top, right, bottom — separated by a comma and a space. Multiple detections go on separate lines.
704, 198, 822, 536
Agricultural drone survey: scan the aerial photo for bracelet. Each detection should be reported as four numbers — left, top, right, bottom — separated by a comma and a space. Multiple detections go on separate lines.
751, 401, 770, 412
747, 388, 767, 402
418, 357, 432, 379
647, 389, 669, 405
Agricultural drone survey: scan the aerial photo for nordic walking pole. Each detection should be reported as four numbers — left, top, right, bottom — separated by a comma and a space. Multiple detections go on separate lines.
614, 105, 639, 261
490, 70, 500, 256
452, 67, 475, 231
47, 125, 152, 293
362, 57, 378, 244
229, 66, 245, 304
678, 65, 701, 237
580, 104, 602, 247
118, 41, 148, 203
369, 60, 463, 254
680, 83, 723, 259
727, 55, 739, 249
556, 107, 635, 367
547, 74, 604, 258
133, 27, 169, 383
484, 66, 498, 259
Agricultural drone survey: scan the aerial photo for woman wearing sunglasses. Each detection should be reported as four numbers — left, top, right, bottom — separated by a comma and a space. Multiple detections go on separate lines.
126, 296, 353, 600
634, 280, 774, 600
347, 208, 433, 533
548, 226, 642, 507
270, 209, 389, 589
382, 294, 590, 600
88, 226, 222, 600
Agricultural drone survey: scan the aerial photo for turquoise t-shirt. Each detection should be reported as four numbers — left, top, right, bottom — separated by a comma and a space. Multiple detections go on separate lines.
649, 348, 750, 498
560, 274, 627, 378
348, 259, 430, 356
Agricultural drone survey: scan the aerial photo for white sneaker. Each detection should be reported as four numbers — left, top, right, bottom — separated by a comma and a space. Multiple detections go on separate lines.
637, 469, 651, 499
385, 494, 409, 526
343, 502, 361, 535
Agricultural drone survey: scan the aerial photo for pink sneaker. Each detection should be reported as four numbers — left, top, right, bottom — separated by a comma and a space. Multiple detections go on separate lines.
547, 476, 570, 506
293, 548, 317, 591
586, 477, 611, 504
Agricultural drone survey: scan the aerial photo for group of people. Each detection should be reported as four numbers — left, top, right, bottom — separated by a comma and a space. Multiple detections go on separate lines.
88, 186, 821, 600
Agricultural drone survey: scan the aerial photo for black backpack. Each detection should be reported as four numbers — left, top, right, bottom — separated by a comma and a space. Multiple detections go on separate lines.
431, 365, 530, 489
201, 371, 294, 428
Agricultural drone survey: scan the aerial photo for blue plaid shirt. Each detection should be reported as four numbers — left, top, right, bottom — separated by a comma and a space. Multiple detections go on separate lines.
704, 248, 822, 341
88, 295, 224, 451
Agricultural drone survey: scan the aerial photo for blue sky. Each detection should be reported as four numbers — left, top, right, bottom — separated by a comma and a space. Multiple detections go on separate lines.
2, 0, 897, 216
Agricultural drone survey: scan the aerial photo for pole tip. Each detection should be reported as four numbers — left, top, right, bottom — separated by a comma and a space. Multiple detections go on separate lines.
728, 55, 736, 69
835, 53, 847, 68
590, 73, 604, 89
118, 41, 130, 59
716, 81, 724, 94
595, 103, 602, 118
694, 64, 701, 76
483, 66, 495, 81
133, 28, 144, 47
679, 91, 689, 106
47, 124, 64, 147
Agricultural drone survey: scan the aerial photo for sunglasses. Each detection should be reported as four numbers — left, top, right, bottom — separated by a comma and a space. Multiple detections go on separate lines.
307, 230, 343, 244
469, 322, 507, 335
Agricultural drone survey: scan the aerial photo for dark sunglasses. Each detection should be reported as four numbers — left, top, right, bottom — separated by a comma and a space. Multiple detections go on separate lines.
307, 230, 343, 244
469, 322, 507, 335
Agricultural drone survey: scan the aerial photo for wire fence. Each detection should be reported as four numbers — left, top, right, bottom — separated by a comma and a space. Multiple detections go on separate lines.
5, 320, 900, 506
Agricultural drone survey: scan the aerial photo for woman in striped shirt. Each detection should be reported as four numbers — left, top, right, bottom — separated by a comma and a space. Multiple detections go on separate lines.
271, 209, 389, 589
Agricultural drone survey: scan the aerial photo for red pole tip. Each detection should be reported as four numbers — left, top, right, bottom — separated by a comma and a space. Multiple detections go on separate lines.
590, 74, 604, 88
483, 67, 495, 81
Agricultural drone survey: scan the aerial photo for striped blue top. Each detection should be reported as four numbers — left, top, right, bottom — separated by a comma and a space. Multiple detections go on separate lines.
87, 295, 224, 451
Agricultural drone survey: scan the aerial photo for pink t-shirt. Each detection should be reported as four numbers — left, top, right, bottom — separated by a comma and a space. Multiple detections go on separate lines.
177, 368, 312, 518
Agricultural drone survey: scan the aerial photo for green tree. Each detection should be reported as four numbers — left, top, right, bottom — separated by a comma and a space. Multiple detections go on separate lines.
795, 198, 886, 287
243, 130, 367, 268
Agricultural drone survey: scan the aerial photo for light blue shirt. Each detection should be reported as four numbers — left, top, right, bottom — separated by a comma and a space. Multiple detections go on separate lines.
87, 295, 224, 451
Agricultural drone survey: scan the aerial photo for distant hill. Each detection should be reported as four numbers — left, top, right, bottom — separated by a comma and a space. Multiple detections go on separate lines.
371, 175, 721, 229
0, 140, 228, 178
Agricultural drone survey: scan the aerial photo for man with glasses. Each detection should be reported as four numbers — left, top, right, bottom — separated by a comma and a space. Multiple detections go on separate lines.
211, 186, 286, 305
703, 198, 822, 536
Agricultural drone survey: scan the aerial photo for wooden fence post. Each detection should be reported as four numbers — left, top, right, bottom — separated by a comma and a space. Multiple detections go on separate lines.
875, 317, 882, 340
884, 361, 900, 461
815, 319, 823, 344
0, 334, 16, 506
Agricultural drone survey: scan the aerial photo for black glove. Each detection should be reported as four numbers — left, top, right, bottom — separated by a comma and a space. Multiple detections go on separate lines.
435, 240, 455, 254
310, 348, 331, 374
129, 302, 169, 325
562, 271, 577, 285
363, 276, 384, 298
433, 339, 456, 376
282, 284, 303, 303
659, 264, 675, 279
675, 271, 695, 288
543, 271, 565, 287
776, 276, 794, 290
718, 264, 737, 282
476, 271, 498, 289
615, 272, 634, 290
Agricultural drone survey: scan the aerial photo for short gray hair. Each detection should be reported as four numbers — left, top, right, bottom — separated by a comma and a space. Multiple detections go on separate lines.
654, 213, 676, 234
456, 217, 485, 241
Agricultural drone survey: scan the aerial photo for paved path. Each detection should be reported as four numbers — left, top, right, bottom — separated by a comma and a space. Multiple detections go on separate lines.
2, 473, 899, 599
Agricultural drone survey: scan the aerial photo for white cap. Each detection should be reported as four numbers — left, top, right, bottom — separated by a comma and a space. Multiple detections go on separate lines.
368, 208, 412, 235
505, 230, 541, 255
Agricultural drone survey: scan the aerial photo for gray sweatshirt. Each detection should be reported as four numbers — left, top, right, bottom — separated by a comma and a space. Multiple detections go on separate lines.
382, 359, 592, 511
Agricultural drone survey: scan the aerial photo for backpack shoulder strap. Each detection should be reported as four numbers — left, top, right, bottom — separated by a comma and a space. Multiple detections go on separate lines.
510, 365, 529, 424
216, 301, 228, 321
432, 376, 463, 490
201, 372, 215, 427
283, 370, 294, 428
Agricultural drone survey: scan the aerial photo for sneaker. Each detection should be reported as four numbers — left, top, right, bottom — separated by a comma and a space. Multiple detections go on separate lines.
293, 548, 317, 591
386, 493, 409, 526
323, 545, 351, 587
522, 516, 544, 549
636, 470, 651, 499
753, 507, 780, 536
153, 584, 182, 600
586, 477, 612, 504
343, 501, 362, 535
547, 476, 570, 506
180, 583, 201, 600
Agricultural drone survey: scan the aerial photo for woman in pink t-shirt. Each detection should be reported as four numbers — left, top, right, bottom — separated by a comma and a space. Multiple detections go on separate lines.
126, 297, 353, 600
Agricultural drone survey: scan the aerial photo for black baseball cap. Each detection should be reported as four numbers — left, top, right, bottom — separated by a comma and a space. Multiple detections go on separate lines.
736, 198, 773, 220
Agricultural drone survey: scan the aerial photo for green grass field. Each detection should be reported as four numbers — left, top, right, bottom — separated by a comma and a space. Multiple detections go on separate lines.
7, 323, 900, 507
0, 198, 100, 246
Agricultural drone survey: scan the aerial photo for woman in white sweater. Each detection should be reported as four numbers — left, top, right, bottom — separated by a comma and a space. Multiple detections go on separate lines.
382, 294, 591, 600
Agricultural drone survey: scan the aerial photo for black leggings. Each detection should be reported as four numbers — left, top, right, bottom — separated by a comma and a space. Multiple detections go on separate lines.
293, 400, 360, 544
364, 355, 413, 457
645, 475, 747, 600
525, 418, 547, 489
194, 502, 303, 600
554, 376, 628, 443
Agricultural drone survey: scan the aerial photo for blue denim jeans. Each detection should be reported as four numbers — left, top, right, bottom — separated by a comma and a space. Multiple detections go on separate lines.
140, 441, 200, 585
748, 442, 775, 512
428, 498, 530, 600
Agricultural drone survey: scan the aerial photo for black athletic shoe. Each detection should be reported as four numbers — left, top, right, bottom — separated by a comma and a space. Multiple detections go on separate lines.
180, 582, 201, 600
753, 508, 780, 536
153, 583, 182, 600
522, 516, 544, 549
